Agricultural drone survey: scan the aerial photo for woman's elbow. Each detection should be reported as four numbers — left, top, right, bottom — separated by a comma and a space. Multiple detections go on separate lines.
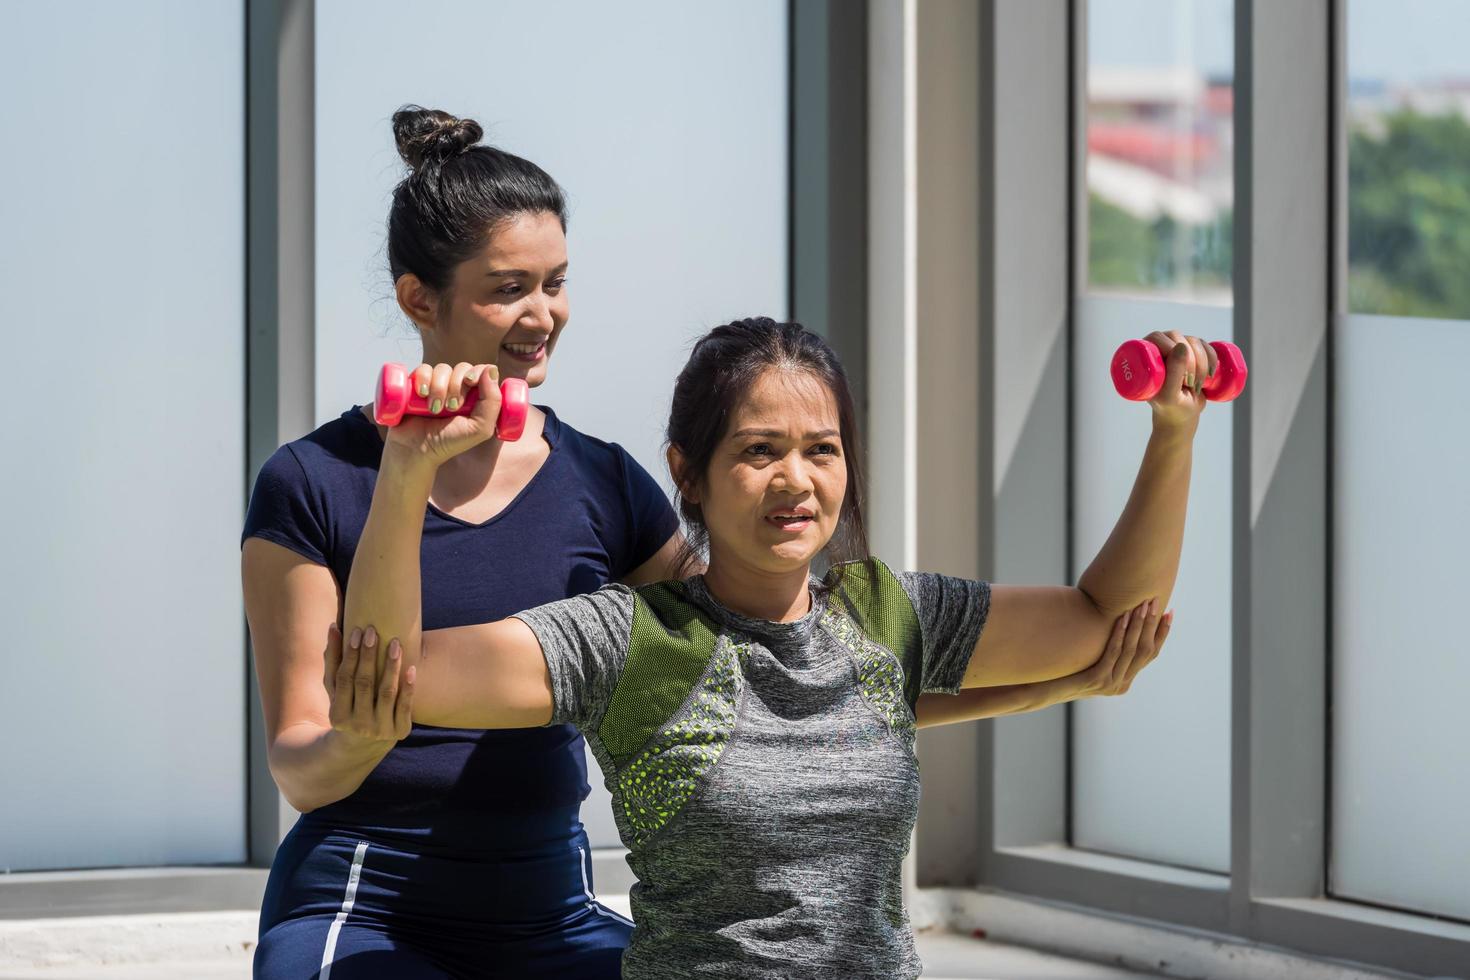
265, 747, 336, 814
1073, 580, 1139, 621
281, 789, 320, 814
267, 764, 317, 813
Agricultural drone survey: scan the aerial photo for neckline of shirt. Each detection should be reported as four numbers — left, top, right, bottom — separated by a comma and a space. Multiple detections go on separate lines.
682, 574, 829, 643
341, 404, 563, 531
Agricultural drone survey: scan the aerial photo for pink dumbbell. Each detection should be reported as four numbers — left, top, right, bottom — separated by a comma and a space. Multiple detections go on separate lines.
374, 362, 529, 441
1110, 339, 1248, 403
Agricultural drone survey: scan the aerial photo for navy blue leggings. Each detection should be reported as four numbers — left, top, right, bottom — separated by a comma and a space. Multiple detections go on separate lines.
254, 824, 630, 979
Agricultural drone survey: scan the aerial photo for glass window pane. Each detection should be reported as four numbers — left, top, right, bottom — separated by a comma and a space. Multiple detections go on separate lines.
0, 1, 246, 870
1332, 314, 1470, 920
1335, 0, 1470, 922
1073, 0, 1234, 873
314, 0, 789, 849
1347, 0, 1470, 319
1070, 297, 1232, 874
1087, 0, 1234, 302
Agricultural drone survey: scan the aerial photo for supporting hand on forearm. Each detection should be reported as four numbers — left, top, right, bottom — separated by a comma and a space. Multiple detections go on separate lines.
326, 623, 415, 744
919, 600, 1170, 728
268, 622, 416, 811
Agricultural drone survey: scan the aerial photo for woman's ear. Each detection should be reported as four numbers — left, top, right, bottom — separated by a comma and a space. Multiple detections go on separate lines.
667, 445, 700, 505
394, 273, 439, 332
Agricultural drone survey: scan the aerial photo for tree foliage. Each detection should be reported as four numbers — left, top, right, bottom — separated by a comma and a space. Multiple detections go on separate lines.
1088, 194, 1232, 293
1088, 108, 1470, 320
1348, 109, 1470, 319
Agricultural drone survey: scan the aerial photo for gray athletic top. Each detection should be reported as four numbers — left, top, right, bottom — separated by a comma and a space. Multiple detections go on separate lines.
515, 565, 990, 979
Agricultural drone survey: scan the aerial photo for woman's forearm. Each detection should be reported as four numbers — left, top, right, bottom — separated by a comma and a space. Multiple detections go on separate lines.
916, 673, 1096, 728
266, 721, 394, 812
343, 448, 437, 664
1076, 423, 1194, 618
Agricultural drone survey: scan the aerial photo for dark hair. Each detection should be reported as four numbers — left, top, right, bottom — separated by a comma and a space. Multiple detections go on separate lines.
667, 317, 868, 576
387, 105, 568, 297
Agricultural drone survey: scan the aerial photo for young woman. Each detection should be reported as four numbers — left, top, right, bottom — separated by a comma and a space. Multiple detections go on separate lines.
335, 317, 1203, 978
241, 108, 686, 978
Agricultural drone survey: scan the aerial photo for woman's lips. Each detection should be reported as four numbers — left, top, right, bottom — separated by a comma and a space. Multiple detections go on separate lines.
765, 514, 814, 532
503, 342, 547, 363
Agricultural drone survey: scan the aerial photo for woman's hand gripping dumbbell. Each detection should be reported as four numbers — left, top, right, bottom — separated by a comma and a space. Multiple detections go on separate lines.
375, 362, 530, 463
1111, 334, 1248, 403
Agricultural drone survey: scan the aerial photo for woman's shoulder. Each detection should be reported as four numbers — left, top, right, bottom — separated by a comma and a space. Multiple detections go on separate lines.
539, 407, 670, 510
246, 408, 380, 533
541, 406, 631, 470
242, 407, 386, 561
282, 406, 381, 472
255, 408, 378, 485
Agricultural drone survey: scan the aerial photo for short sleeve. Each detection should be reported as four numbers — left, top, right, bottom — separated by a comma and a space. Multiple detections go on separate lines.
514, 584, 637, 731
897, 571, 992, 695
612, 444, 680, 578
242, 445, 328, 566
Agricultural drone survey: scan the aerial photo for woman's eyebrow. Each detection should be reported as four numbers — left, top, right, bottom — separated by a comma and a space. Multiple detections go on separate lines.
485, 262, 568, 278
731, 427, 840, 439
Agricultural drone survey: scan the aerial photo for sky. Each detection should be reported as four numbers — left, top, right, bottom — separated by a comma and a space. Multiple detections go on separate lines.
1089, 0, 1470, 85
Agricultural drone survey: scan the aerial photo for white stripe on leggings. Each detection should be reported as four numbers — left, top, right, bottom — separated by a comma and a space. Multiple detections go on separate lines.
578, 844, 635, 928
318, 840, 369, 980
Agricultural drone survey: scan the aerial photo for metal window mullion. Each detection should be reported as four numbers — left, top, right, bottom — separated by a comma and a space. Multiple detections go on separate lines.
1230, 0, 1332, 933
791, 0, 869, 436
1064, 0, 1086, 853
912, 0, 989, 886
1324, 0, 1346, 915
969, 0, 1073, 881
245, 0, 316, 866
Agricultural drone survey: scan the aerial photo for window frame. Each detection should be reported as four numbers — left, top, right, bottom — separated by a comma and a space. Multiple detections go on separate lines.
907, 1, 1470, 974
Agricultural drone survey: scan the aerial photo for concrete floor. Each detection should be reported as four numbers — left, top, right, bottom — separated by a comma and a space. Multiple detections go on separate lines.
0, 892, 1158, 979
0, 931, 1158, 979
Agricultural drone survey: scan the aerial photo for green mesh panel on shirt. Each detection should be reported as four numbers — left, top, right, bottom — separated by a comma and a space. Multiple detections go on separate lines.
824, 558, 923, 707
822, 611, 916, 751
616, 639, 746, 848
598, 581, 721, 770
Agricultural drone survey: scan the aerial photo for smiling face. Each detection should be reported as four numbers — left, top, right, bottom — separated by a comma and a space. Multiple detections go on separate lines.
693, 367, 849, 578
401, 210, 569, 387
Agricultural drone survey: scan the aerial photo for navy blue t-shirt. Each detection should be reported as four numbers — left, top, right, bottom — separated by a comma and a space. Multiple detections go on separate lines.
242, 404, 679, 850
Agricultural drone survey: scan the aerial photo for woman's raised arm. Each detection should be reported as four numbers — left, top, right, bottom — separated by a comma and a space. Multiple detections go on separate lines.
959, 331, 1209, 688
341, 364, 554, 729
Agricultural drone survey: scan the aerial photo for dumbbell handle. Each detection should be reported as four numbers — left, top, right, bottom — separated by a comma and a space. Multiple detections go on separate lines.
1111, 339, 1248, 403
374, 363, 529, 441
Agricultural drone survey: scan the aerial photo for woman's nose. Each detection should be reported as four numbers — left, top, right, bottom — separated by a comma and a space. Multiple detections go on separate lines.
522, 292, 555, 333
771, 454, 815, 492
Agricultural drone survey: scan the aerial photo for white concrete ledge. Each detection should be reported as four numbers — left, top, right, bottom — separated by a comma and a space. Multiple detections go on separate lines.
915, 888, 1421, 980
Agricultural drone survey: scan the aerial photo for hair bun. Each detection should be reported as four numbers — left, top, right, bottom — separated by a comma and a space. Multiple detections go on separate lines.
392, 105, 484, 171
